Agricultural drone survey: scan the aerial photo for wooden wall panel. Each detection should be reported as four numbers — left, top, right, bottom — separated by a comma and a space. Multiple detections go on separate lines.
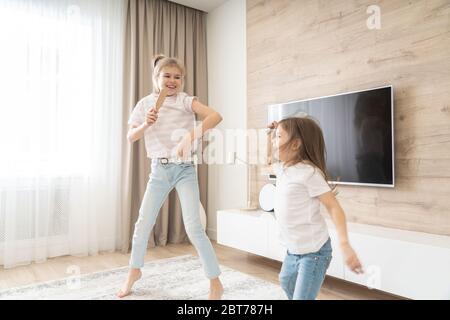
247, 0, 450, 235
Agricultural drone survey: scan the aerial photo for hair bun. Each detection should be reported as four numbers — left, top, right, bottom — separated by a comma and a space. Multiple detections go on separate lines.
152, 54, 166, 69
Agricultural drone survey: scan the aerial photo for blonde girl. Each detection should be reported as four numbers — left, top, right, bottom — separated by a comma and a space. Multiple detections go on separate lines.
118, 55, 223, 299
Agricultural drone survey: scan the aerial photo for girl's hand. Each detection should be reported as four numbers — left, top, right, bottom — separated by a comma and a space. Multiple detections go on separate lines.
267, 121, 278, 130
176, 134, 192, 160
341, 243, 364, 274
145, 107, 158, 126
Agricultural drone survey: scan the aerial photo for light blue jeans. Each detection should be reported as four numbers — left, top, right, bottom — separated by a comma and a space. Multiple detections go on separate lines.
279, 238, 332, 300
130, 161, 221, 279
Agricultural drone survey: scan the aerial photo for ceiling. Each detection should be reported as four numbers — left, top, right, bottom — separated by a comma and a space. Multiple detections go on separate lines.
169, 0, 229, 12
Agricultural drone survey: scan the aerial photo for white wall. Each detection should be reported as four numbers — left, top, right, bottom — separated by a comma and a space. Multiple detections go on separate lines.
206, 0, 247, 240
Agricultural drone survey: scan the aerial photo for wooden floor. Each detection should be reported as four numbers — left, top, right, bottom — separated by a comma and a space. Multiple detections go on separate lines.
0, 241, 403, 300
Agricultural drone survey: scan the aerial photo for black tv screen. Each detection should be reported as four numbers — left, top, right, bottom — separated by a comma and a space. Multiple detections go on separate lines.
268, 86, 394, 187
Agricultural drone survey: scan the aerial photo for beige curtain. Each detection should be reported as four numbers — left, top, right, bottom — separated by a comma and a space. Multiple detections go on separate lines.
120, 0, 208, 253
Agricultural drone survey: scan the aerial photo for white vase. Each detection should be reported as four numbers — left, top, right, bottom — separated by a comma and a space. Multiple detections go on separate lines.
259, 183, 275, 212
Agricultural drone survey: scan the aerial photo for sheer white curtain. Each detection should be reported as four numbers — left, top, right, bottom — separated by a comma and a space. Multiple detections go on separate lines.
0, 0, 126, 268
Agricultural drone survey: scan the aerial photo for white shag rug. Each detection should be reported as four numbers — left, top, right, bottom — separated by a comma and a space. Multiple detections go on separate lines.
0, 255, 287, 300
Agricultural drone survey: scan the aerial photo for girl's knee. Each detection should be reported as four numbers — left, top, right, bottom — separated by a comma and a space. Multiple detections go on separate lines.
279, 272, 295, 300
278, 272, 291, 289
185, 225, 205, 240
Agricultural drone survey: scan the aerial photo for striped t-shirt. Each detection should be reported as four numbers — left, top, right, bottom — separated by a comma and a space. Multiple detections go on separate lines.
128, 92, 197, 159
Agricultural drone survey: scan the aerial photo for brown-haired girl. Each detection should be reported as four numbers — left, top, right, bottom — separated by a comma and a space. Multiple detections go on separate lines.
268, 117, 363, 300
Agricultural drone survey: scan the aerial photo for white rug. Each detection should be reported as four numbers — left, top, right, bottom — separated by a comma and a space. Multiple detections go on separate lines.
0, 255, 287, 300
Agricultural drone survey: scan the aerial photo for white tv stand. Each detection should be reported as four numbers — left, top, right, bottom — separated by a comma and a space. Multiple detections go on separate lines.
217, 209, 450, 300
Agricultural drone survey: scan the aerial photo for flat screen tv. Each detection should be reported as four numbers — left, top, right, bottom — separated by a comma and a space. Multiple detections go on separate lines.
267, 85, 394, 187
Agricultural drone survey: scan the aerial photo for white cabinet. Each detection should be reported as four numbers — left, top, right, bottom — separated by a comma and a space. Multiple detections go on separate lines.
326, 228, 345, 279
343, 231, 450, 300
266, 213, 286, 262
217, 210, 267, 257
217, 209, 450, 300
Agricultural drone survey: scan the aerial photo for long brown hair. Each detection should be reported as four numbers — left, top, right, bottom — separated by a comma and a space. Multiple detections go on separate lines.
278, 117, 336, 193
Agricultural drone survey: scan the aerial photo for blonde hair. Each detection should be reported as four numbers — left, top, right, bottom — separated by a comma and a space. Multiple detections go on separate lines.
151, 54, 185, 93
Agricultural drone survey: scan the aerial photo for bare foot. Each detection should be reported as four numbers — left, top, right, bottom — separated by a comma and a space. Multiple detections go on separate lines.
208, 278, 224, 300
117, 268, 142, 298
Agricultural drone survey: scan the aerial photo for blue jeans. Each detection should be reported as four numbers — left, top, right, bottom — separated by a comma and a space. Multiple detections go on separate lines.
130, 161, 221, 279
279, 238, 332, 300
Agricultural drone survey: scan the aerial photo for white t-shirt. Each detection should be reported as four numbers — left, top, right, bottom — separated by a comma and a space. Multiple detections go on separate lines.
273, 162, 331, 254
128, 92, 197, 159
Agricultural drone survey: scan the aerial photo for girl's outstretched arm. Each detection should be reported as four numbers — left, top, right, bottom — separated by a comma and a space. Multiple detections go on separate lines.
176, 100, 222, 159
191, 100, 223, 138
318, 191, 364, 274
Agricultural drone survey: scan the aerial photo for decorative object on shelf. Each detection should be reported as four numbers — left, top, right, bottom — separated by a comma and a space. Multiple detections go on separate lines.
227, 151, 258, 211
259, 183, 275, 212
267, 127, 275, 165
